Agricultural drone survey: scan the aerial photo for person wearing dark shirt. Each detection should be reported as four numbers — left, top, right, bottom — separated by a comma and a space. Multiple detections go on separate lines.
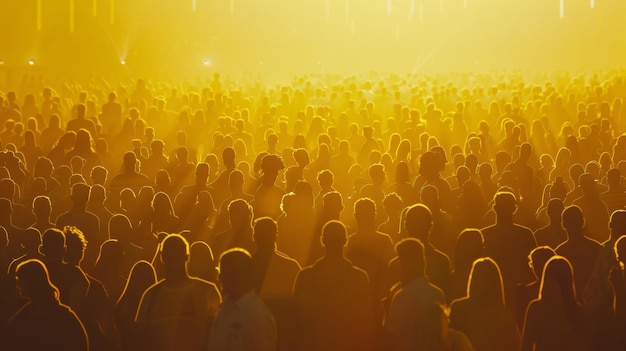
1, 259, 88, 351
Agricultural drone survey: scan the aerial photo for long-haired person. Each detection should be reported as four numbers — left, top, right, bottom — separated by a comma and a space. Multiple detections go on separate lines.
522, 256, 586, 351
450, 257, 521, 351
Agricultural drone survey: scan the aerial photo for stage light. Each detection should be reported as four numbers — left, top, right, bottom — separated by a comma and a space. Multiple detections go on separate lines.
120, 59, 126, 65
203, 59, 211, 66
28, 59, 35, 66
0, 60, 4, 66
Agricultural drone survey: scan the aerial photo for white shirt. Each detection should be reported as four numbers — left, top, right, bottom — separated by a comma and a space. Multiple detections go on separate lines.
208, 291, 276, 351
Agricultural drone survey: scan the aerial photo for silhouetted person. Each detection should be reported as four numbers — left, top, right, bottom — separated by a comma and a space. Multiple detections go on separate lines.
208, 248, 277, 351
56, 182, 101, 271
294, 220, 376, 351
93, 239, 126, 302
522, 256, 586, 351
447, 229, 485, 303
346, 198, 394, 300
251, 154, 286, 219
573, 173, 611, 243
212, 199, 256, 258
387, 204, 451, 292
600, 169, 626, 215
187, 241, 218, 284
514, 246, 556, 328
110, 151, 152, 195
383, 238, 446, 350
1, 259, 88, 351
251, 217, 300, 351
135, 234, 221, 351
7, 228, 43, 276
30, 195, 55, 235
534, 198, 567, 249
557, 206, 602, 303
450, 257, 521, 351
64, 226, 113, 351
114, 260, 157, 351
482, 192, 537, 307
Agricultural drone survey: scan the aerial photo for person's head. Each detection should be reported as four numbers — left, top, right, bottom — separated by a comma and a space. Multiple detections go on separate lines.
354, 198, 376, 228
615, 235, 626, 265
317, 169, 334, 189
16, 259, 59, 302
152, 192, 174, 216
610, 210, 626, 238
493, 191, 517, 219
467, 257, 505, 305
63, 226, 87, 266
562, 205, 584, 235
160, 234, 189, 269
539, 256, 577, 304
228, 199, 253, 229
32, 195, 52, 219
382, 192, 404, 218
108, 213, 133, 242
321, 220, 347, 255
70, 183, 90, 208
219, 248, 254, 298
188, 241, 216, 280
529, 246, 557, 280
404, 204, 433, 241
546, 198, 565, 223
21, 228, 42, 254
396, 238, 425, 281
120, 261, 157, 303
253, 217, 278, 252
40, 228, 65, 260
322, 191, 344, 216
578, 173, 597, 194
122, 152, 137, 172
454, 229, 484, 272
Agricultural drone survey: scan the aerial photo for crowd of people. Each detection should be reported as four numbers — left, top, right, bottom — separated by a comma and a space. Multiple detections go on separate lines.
0, 70, 626, 350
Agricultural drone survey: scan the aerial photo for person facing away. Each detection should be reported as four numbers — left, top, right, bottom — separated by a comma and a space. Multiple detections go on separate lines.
0, 259, 88, 351
212, 199, 256, 259
522, 256, 587, 351
383, 238, 447, 351
386, 203, 451, 293
251, 217, 301, 351
481, 191, 537, 308
135, 234, 221, 351
514, 246, 557, 328
346, 197, 395, 300
556, 205, 602, 303
533, 198, 568, 249
449, 257, 521, 351
208, 248, 277, 351
293, 220, 377, 351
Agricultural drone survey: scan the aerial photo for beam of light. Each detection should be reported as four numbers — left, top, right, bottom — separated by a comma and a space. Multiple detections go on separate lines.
70, 0, 75, 33
36, 0, 42, 31
591, 0, 595, 9
560, 0, 564, 18
409, 0, 415, 22
387, 0, 392, 16
93, 0, 97, 17
192, 0, 197, 12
